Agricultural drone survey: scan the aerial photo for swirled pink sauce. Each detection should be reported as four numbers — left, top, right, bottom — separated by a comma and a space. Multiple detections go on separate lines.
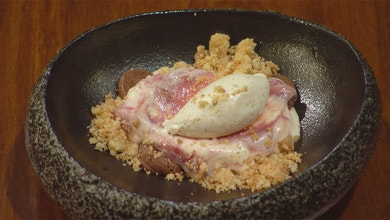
115, 68, 300, 177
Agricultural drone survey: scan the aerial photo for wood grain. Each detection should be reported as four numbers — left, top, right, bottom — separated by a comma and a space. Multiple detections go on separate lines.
1, 0, 389, 219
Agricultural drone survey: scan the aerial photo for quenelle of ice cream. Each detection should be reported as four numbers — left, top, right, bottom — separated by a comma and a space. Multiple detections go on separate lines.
162, 73, 270, 138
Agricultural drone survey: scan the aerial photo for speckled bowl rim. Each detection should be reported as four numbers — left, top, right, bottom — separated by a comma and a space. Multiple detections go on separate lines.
25, 9, 381, 219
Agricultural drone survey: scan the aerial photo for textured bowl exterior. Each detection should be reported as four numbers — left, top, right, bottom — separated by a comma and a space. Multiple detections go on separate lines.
25, 9, 381, 219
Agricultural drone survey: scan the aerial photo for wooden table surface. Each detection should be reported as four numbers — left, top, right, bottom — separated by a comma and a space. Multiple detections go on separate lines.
1, 0, 389, 219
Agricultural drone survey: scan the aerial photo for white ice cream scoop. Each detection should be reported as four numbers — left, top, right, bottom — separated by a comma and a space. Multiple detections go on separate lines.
162, 73, 270, 138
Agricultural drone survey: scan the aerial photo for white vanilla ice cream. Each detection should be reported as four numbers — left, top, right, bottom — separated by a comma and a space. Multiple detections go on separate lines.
162, 73, 270, 138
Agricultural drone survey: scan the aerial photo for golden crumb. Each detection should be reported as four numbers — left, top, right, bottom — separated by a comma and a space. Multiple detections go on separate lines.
213, 85, 225, 93
195, 75, 212, 85
132, 118, 140, 128
198, 100, 209, 108
247, 127, 259, 141
157, 67, 171, 75
264, 138, 273, 148
231, 85, 248, 96
168, 172, 185, 181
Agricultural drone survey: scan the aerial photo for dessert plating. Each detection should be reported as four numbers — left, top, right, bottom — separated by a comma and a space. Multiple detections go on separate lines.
88, 33, 301, 192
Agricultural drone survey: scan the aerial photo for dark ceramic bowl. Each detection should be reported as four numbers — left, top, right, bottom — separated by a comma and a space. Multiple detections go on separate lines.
25, 9, 381, 219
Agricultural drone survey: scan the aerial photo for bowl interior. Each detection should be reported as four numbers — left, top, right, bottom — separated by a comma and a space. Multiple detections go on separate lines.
45, 10, 365, 202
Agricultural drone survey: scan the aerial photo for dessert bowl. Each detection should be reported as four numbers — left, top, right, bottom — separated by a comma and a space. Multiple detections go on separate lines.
25, 9, 381, 219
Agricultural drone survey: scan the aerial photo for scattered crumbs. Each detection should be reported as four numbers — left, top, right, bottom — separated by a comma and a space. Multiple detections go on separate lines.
191, 96, 198, 103
132, 118, 140, 128
198, 100, 209, 108
264, 138, 273, 148
195, 75, 211, 85
213, 85, 225, 94
247, 127, 259, 141
231, 85, 248, 96
194, 33, 280, 79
